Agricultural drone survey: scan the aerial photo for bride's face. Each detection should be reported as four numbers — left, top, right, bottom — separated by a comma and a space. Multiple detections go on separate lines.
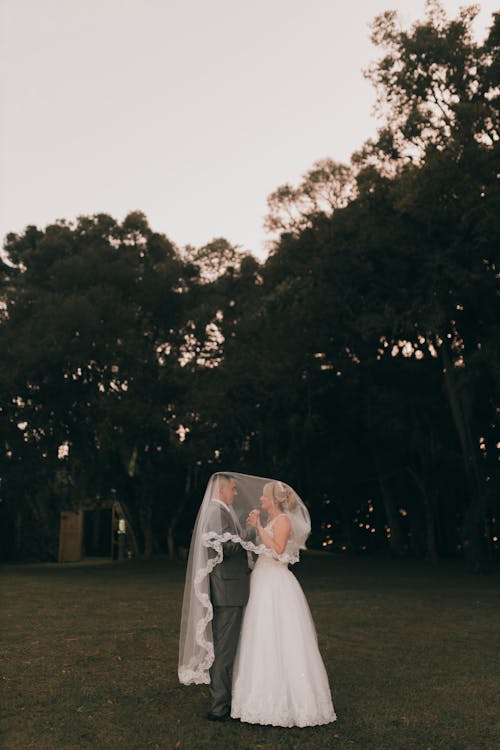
260, 484, 274, 513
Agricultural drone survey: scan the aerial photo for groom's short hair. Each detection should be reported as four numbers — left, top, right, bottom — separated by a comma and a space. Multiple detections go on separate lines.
216, 473, 234, 483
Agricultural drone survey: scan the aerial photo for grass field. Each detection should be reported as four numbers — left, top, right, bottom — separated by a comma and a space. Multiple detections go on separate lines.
1, 553, 499, 750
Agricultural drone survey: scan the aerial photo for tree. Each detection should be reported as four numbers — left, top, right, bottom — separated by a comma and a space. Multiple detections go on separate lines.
357, 1, 499, 170
264, 158, 356, 244
0, 212, 189, 560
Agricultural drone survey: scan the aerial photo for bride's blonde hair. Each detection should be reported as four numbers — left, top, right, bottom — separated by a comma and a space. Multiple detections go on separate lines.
266, 480, 298, 512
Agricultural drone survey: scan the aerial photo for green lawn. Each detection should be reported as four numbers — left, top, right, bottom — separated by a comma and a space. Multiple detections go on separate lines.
1, 553, 499, 750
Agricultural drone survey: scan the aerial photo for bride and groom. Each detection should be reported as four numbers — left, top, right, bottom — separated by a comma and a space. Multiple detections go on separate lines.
178, 471, 336, 727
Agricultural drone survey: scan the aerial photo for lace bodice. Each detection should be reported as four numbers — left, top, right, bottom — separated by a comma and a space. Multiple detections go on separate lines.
263, 513, 289, 535
256, 514, 294, 567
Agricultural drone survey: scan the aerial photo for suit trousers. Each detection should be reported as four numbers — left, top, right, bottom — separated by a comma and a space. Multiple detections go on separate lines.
208, 605, 243, 716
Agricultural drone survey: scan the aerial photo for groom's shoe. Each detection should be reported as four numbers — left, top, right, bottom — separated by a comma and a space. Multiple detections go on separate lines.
207, 711, 231, 722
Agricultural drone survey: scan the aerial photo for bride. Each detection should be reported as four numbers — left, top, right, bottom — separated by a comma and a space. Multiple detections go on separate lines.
178, 472, 336, 728
231, 480, 336, 727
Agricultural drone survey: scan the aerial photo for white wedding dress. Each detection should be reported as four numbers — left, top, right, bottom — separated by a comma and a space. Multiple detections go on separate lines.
231, 515, 337, 727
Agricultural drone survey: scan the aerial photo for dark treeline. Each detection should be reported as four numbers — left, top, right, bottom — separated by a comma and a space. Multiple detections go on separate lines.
1, 3, 498, 568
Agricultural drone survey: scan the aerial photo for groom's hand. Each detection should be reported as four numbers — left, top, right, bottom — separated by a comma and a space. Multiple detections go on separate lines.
246, 509, 260, 527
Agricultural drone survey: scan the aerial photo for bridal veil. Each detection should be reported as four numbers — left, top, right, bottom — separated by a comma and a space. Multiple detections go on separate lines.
178, 471, 311, 685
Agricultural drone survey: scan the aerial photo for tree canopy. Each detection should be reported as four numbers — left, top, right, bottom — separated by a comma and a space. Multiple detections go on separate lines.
1, 2, 498, 569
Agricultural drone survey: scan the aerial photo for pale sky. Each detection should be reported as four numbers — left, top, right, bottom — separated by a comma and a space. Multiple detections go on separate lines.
0, 0, 497, 259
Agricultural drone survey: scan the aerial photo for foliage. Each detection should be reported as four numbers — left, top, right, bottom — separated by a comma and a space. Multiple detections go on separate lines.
0, 2, 498, 567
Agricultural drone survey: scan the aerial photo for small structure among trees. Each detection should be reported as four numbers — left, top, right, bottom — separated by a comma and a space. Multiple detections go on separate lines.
58, 498, 138, 563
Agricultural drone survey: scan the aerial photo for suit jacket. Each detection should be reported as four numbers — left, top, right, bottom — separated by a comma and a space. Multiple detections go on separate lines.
205, 502, 254, 607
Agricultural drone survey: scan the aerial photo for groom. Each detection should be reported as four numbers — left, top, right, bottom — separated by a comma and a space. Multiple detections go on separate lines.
206, 473, 253, 722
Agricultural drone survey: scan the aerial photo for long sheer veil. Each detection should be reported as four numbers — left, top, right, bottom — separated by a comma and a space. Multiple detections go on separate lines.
178, 471, 311, 685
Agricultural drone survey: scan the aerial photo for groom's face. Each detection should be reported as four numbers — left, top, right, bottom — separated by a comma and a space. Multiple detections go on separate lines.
219, 478, 237, 505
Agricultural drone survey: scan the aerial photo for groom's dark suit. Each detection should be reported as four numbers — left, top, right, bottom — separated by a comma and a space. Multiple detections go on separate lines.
206, 500, 253, 718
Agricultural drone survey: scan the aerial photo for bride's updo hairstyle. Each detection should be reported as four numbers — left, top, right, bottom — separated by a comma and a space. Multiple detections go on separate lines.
268, 480, 298, 512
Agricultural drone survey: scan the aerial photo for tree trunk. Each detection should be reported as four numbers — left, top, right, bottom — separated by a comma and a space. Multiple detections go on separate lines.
15, 510, 22, 559
167, 468, 191, 562
375, 458, 405, 556
440, 344, 486, 570
423, 494, 439, 564
142, 506, 153, 560
407, 466, 439, 564
365, 390, 405, 556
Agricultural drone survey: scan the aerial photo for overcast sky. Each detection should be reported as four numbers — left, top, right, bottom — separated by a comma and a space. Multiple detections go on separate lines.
1, 0, 497, 259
